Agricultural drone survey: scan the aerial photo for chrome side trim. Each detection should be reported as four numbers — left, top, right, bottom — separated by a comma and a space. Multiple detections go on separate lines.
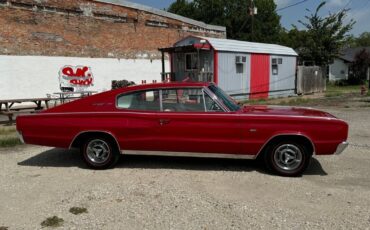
25, 111, 341, 121
334, 141, 349, 155
254, 133, 316, 158
123, 150, 257, 160
68, 130, 121, 150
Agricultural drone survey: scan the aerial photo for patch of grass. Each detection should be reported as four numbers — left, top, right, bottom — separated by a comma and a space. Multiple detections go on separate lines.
0, 127, 17, 135
325, 91, 343, 98
326, 84, 362, 93
245, 98, 269, 105
0, 126, 22, 148
277, 98, 313, 106
325, 84, 362, 98
40, 216, 64, 228
69, 207, 88, 215
0, 137, 21, 147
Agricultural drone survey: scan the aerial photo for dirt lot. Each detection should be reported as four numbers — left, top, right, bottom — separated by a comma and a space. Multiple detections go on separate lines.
1, 105, 370, 229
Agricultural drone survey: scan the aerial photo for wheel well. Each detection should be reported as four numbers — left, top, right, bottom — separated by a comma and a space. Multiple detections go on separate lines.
257, 135, 315, 159
70, 131, 120, 150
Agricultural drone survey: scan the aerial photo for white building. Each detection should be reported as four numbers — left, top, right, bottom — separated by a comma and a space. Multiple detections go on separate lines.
328, 47, 370, 81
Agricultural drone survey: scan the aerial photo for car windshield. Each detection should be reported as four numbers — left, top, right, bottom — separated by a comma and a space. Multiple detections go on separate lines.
208, 84, 240, 112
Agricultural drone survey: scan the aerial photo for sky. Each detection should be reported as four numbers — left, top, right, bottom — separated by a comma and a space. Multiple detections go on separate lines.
129, 0, 369, 36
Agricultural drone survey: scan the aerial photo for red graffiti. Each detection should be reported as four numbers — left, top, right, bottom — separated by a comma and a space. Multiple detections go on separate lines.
70, 78, 93, 86
62, 66, 90, 78
59, 65, 94, 88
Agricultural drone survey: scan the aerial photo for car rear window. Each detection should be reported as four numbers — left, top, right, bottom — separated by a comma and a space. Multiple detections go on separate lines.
117, 90, 160, 111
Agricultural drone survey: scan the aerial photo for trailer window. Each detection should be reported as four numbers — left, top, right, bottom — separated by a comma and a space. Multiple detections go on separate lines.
236, 63, 244, 74
272, 58, 279, 75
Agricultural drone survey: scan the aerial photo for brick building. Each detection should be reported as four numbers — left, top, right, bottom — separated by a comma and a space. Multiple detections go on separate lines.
0, 0, 226, 58
0, 0, 226, 99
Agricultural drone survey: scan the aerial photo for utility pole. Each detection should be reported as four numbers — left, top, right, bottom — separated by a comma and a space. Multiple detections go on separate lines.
249, 0, 257, 41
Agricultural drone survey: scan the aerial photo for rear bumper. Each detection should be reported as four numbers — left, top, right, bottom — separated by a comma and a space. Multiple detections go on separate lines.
334, 141, 349, 155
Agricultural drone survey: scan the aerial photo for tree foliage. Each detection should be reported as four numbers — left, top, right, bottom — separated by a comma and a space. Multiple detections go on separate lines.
350, 49, 370, 84
295, 2, 354, 65
167, 0, 196, 19
168, 0, 282, 43
168, 1, 358, 67
347, 32, 370, 47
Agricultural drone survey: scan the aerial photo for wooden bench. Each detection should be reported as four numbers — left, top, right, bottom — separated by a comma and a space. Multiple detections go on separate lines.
0, 97, 54, 122
1, 110, 38, 122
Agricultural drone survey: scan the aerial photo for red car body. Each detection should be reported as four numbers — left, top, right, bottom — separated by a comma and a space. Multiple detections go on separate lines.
16, 82, 349, 176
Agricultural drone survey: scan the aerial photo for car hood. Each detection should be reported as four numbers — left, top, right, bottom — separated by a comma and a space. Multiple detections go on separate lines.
240, 105, 336, 118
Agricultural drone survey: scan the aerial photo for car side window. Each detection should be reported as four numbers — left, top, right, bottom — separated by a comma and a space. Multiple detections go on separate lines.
117, 90, 160, 111
162, 88, 205, 112
204, 93, 224, 112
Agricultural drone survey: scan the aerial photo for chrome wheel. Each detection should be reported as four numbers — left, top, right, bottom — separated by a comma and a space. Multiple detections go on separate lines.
273, 144, 303, 171
86, 139, 111, 164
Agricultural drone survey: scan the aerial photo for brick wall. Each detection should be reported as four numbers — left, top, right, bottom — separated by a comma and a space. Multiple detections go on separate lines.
0, 0, 226, 59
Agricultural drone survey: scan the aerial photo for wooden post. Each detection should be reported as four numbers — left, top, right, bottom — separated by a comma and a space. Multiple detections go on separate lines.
161, 51, 165, 82
197, 48, 200, 82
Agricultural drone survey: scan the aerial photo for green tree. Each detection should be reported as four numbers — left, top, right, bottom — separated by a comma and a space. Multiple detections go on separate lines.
351, 48, 370, 85
279, 27, 312, 62
296, 1, 355, 65
351, 32, 370, 47
168, 0, 282, 43
167, 0, 195, 19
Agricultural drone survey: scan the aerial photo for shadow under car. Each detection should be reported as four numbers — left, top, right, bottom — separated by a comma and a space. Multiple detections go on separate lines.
17, 148, 328, 176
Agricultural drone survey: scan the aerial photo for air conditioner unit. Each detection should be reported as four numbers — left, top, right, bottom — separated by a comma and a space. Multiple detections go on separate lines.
236, 56, 246, 64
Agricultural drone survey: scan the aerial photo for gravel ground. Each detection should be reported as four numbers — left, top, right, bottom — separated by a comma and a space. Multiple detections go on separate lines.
0, 107, 369, 230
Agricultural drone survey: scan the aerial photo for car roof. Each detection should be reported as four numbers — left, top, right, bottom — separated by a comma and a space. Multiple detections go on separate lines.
118, 81, 211, 92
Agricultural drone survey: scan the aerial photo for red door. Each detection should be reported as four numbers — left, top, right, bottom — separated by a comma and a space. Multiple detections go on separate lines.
250, 54, 270, 99
156, 112, 241, 154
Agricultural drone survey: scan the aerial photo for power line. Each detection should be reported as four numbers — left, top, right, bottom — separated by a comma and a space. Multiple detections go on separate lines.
276, 0, 309, 12
342, 0, 353, 10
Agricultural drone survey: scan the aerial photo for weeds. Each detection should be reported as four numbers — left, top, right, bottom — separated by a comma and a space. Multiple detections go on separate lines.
40, 216, 64, 228
244, 98, 268, 105
69, 207, 88, 215
0, 126, 21, 147
277, 98, 313, 106
0, 127, 16, 135
0, 137, 21, 147
325, 92, 343, 97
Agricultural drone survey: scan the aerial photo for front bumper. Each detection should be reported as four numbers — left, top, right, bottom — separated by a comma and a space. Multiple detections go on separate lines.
334, 141, 349, 155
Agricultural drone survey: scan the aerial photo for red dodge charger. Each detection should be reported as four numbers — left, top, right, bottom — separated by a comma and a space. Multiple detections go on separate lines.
16, 82, 349, 176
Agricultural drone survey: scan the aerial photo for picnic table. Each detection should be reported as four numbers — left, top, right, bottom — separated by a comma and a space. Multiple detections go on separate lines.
0, 98, 53, 122
53, 91, 97, 104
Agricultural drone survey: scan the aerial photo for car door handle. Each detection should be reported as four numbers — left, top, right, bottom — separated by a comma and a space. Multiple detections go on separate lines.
159, 119, 171, 126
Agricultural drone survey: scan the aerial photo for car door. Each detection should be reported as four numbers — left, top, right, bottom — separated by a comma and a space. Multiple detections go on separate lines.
116, 89, 162, 151
156, 87, 242, 154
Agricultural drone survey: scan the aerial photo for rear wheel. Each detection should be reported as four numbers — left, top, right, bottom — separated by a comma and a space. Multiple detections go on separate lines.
264, 141, 312, 177
81, 136, 120, 169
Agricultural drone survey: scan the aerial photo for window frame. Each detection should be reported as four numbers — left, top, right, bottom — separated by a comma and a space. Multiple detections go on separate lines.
115, 87, 228, 113
185, 53, 198, 71
116, 89, 161, 112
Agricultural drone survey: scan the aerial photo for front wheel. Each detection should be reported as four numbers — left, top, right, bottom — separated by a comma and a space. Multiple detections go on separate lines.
81, 137, 120, 169
264, 141, 312, 177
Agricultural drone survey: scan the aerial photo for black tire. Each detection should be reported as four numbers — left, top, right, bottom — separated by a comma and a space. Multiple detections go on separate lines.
264, 141, 312, 177
81, 136, 120, 169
